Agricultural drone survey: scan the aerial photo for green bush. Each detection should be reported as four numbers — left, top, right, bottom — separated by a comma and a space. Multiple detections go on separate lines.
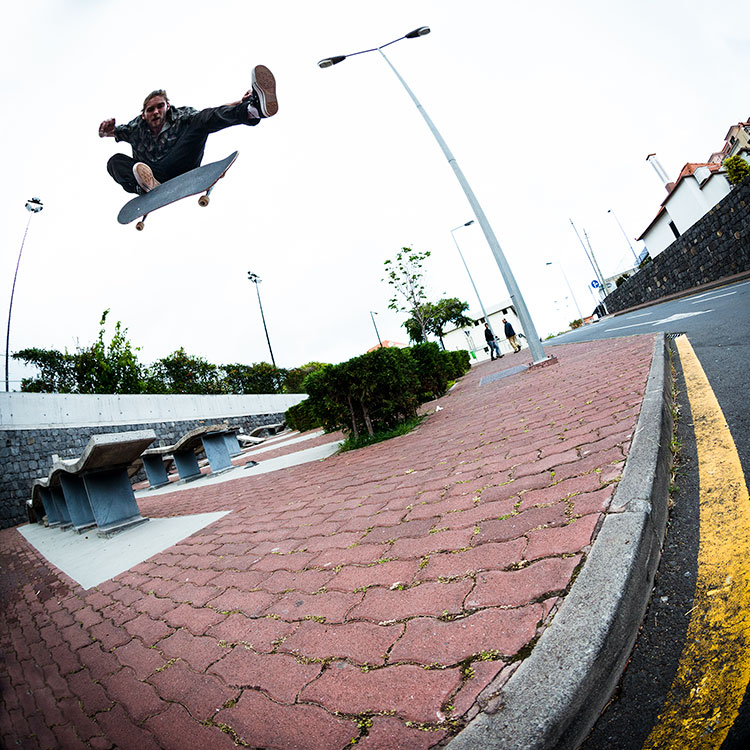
410, 342, 449, 401
441, 348, 470, 380
284, 398, 320, 432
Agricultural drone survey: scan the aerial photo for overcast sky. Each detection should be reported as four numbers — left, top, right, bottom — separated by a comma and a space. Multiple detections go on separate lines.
2, 0, 747, 388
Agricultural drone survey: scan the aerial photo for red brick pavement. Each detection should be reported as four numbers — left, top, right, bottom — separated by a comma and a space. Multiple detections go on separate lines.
0, 336, 655, 749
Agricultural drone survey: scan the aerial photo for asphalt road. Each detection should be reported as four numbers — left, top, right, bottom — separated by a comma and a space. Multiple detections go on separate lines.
548, 279, 750, 749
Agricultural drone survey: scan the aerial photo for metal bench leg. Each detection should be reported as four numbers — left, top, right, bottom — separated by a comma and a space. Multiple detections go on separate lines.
59, 474, 97, 533
51, 487, 73, 530
202, 433, 233, 473
83, 468, 149, 537
142, 454, 171, 488
39, 487, 61, 528
224, 432, 242, 457
173, 450, 202, 481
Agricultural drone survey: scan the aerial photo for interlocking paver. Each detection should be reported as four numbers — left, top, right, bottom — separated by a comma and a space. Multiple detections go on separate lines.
209, 647, 322, 701
144, 703, 238, 750
147, 659, 237, 721
389, 605, 542, 665
216, 689, 358, 749
0, 336, 658, 748
300, 660, 462, 724
279, 620, 403, 665
467, 555, 582, 608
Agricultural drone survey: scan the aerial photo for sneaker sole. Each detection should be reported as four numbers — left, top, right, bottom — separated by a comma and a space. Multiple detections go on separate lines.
252, 65, 278, 117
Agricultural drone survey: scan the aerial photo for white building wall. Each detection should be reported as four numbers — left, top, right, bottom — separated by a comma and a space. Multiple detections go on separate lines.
643, 214, 678, 257
441, 303, 525, 363
0, 392, 306, 429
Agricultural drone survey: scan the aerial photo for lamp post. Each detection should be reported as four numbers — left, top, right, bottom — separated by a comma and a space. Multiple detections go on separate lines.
369, 311, 383, 348
318, 27, 550, 365
608, 208, 639, 264
450, 220, 498, 341
247, 272, 276, 367
546, 261, 585, 326
5, 197, 43, 392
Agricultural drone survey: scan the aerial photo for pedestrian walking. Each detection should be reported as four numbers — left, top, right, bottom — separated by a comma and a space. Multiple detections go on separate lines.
484, 323, 502, 360
503, 318, 522, 353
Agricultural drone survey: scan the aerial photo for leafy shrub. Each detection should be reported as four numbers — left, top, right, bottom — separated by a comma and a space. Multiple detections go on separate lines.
284, 398, 319, 432
570, 319, 583, 329
410, 342, 449, 401
297, 343, 473, 438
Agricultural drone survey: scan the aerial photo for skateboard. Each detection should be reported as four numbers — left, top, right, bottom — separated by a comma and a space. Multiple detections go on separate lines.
117, 151, 239, 230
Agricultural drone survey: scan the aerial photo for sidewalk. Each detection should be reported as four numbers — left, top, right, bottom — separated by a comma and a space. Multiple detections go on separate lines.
0, 334, 670, 750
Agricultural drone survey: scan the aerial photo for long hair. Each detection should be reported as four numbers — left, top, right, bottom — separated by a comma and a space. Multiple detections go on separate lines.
142, 89, 169, 112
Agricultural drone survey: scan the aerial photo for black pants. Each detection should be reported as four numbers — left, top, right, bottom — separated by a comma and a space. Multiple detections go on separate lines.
107, 101, 259, 194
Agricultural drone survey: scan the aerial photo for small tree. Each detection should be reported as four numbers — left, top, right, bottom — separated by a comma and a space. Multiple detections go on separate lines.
221, 362, 288, 394
75, 310, 144, 394
383, 247, 432, 342
723, 155, 750, 186
145, 348, 223, 394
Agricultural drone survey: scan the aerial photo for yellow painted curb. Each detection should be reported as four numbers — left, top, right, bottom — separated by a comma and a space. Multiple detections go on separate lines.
644, 336, 750, 748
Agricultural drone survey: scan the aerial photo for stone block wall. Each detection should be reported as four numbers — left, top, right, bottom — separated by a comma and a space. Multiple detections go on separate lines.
603, 176, 750, 313
0, 412, 283, 530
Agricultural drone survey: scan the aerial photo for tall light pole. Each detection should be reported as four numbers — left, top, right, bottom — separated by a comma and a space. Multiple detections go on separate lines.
318, 27, 550, 365
6, 197, 43, 392
369, 311, 383, 348
546, 261, 585, 325
608, 208, 639, 264
247, 272, 276, 367
450, 220, 498, 341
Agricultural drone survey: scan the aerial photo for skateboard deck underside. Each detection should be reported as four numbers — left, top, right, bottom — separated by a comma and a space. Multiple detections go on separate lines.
117, 151, 238, 225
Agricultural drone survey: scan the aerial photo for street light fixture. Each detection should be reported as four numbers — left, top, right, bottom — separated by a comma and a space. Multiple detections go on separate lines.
5, 197, 43, 392
369, 311, 383, 348
247, 272, 276, 367
450, 220, 498, 344
546, 261, 585, 326
318, 27, 550, 365
608, 208, 639, 264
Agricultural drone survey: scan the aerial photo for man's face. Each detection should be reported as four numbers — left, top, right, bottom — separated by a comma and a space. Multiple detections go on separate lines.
142, 96, 169, 131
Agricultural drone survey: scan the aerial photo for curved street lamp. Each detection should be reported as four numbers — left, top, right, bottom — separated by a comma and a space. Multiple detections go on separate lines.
5, 197, 43, 391
318, 27, 550, 365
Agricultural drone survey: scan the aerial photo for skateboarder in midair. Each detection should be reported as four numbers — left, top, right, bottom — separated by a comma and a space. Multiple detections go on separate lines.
99, 65, 277, 194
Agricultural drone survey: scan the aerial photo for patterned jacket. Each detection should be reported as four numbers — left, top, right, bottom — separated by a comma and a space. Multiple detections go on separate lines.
113, 106, 199, 164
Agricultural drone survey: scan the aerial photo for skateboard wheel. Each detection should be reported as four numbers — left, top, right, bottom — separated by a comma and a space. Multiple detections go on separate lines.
136, 221, 145, 231
198, 195, 210, 207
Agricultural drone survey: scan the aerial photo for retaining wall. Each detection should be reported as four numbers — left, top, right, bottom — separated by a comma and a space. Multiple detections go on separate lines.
0, 392, 305, 529
603, 176, 750, 313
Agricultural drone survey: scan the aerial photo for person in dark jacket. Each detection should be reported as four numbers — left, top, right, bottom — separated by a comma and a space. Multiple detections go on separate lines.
484, 323, 502, 360
99, 65, 277, 194
503, 318, 522, 353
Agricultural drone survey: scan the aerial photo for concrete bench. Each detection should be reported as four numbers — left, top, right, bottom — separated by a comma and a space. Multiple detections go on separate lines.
30, 430, 156, 537
141, 423, 238, 488
237, 422, 286, 446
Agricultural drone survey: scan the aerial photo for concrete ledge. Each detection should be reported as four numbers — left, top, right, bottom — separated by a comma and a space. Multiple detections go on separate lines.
448, 334, 674, 750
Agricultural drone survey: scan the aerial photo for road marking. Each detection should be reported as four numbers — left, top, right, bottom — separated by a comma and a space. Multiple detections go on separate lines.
607, 310, 712, 332
691, 291, 736, 304
643, 336, 750, 749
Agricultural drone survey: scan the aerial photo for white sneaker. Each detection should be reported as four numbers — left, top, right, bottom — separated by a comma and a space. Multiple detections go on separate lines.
133, 162, 160, 192
251, 65, 278, 117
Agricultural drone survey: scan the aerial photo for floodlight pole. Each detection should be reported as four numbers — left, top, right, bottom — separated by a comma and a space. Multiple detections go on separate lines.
247, 272, 276, 367
6, 198, 43, 391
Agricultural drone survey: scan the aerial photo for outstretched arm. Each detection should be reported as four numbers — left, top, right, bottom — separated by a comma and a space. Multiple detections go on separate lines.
98, 118, 116, 138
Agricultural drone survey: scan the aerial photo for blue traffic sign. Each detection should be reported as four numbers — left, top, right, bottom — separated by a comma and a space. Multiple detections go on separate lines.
591, 280, 600, 289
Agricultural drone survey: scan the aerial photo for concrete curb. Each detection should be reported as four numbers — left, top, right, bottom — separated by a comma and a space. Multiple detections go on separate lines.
448, 334, 674, 750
